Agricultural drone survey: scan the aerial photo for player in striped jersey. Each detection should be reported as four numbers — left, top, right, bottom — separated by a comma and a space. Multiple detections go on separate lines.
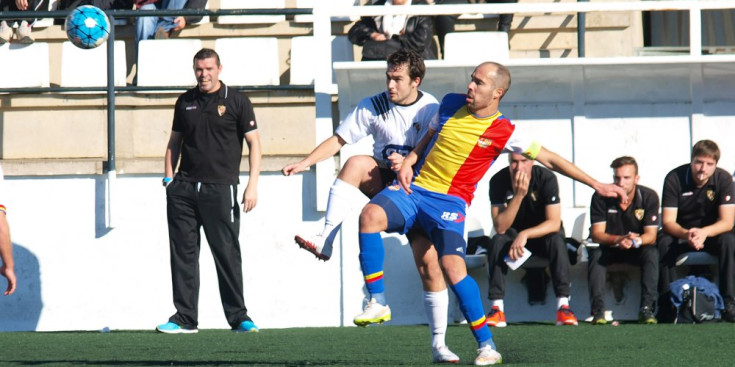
282, 49, 459, 363
356, 62, 626, 365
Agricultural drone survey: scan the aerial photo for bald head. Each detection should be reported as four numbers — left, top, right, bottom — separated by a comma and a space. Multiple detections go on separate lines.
475, 62, 511, 100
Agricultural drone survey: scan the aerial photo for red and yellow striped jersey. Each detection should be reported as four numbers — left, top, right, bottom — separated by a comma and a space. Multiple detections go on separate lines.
414, 93, 540, 205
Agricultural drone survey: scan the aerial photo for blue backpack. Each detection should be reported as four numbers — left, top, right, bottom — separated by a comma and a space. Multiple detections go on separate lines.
670, 276, 724, 323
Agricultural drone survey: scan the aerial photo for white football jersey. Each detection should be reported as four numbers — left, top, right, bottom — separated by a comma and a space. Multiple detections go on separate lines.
336, 90, 439, 167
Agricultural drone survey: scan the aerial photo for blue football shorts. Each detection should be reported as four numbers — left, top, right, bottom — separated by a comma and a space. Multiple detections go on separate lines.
370, 183, 468, 258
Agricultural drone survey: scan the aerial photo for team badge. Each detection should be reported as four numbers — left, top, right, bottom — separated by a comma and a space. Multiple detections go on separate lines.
477, 137, 492, 148
217, 105, 226, 116
706, 189, 715, 201
388, 184, 401, 191
530, 191, 537, 202
635, 209, 644, 221
413, 122, 420, 132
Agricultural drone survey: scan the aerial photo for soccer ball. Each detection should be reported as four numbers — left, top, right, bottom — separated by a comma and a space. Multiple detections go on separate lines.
65, 5, 111, 49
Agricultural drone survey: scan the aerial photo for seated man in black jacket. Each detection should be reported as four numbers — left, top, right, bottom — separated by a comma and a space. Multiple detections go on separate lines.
348, 0, 436, 61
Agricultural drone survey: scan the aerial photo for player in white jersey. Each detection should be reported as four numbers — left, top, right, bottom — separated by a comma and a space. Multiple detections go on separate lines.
282, 49, 459, 364
283, 50, 438, 260
0, 164, 16, 296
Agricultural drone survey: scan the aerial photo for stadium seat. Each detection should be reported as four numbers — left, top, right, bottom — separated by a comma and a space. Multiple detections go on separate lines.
215, 38, 280, 86
61, 41, 127, 88
217, 0, 286, 24
136, 39, 202, 87
443, 31, 509, 63
290, 36, 354, 85
293, 0, 360, 23
0, 43, 49, 88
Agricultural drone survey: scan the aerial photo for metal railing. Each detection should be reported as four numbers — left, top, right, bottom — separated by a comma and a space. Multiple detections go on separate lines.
0, 7, 313, 179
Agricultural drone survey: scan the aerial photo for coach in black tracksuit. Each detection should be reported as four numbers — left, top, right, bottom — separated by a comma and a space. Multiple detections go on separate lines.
159, 48, 261, 333
587, 156, 659, 324
658, 140, 735, 322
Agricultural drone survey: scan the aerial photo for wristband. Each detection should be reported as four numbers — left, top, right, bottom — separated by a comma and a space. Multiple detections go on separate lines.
633, 238, 641, 248
162, 177, 173, 187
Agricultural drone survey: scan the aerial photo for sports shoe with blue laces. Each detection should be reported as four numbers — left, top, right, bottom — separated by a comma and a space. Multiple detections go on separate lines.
156, 322, 198, 334
233, 320, 259, 333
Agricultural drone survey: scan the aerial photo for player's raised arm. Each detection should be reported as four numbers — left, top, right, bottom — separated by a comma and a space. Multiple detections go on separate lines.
281, 135, 347, 176
534, 147, 628, 204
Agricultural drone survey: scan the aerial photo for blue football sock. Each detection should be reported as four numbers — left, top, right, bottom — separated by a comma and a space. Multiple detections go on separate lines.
359, 232, 386, 296
450, 275, 493, 347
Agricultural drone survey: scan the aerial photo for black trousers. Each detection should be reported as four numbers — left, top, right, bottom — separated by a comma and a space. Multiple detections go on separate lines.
587, 245, 658, 314
486, 228, 570, 300
166, 180, 251, 329
658, 231, 735, 302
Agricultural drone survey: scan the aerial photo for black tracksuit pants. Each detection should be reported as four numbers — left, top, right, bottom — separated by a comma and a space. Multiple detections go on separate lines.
486, 228, 571, 300
166, 180, 251, 329
587, 245, 658, 315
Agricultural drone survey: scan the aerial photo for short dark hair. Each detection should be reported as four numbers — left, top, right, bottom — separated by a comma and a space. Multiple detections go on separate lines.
610, 156, 638, 175
387, 49, 426, 85
193, 48, 221, 67
691, 139, 720, 162
492, 62, 511, 100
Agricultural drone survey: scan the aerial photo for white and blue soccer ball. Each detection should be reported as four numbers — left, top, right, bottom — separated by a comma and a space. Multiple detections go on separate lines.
65, 5, 111, 49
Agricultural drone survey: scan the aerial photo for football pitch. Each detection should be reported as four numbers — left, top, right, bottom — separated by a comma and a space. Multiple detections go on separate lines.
1, 323, 733, 366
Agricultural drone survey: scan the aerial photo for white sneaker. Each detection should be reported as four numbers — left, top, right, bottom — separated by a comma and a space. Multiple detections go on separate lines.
475, 345, 502, 366
353, 298, 391, 327
0, 21, 12, 45
294, 233, 331, 261
432, 345, 460, 364
15, 20, 33, 44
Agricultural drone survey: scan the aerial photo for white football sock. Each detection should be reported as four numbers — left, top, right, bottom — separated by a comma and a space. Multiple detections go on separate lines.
424, 289, 449, 349
492, 299, 504, 312
322, 178, 368, 237
557, 296, 569, 309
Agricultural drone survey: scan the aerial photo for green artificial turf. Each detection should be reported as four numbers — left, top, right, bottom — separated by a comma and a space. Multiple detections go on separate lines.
1, 323, 733, 366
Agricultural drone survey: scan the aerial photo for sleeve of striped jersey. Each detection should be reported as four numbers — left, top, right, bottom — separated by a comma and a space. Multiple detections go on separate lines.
502, 127, 541, 159
335, 98, 375, 145
431, 93, 465, 132
414, 102, 439, 146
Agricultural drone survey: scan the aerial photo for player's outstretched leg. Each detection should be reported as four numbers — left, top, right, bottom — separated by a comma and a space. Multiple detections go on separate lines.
295, 179, 368, 261
354, 232, 391, 326
450, 276, 502, 365
294, 233, 332, 261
